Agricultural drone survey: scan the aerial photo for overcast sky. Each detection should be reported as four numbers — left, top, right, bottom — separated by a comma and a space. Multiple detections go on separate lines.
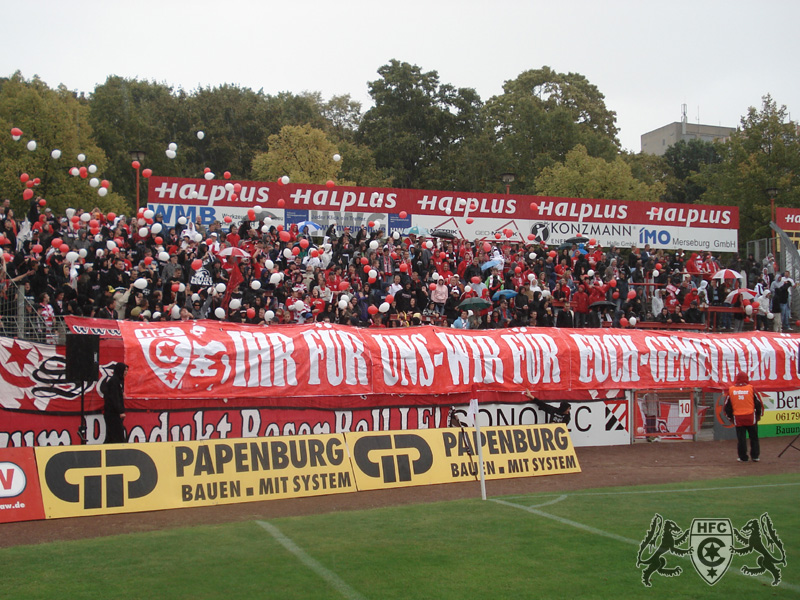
3, 1, 798, 153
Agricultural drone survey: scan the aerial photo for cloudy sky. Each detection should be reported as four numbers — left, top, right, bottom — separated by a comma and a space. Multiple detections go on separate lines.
3, 0, 798, 152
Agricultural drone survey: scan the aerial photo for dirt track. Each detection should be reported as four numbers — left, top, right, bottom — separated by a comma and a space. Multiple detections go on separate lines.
3, 436, 799, 548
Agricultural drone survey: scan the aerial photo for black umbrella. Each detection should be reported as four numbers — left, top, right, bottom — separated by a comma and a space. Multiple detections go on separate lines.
459, 297, 492, 311
565, 236, 590, 245
430, 229, 457, 239
590, 300, 617, 310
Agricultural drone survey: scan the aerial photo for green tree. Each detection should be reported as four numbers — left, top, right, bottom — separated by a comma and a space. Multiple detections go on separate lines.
0, 72, 126, 216
535, 145, 665, 202
696, 95, 800, 242
485, 66, 620, 193
251, 124, 341, 184
660, 139, 723, 204
358, 60, 483, 189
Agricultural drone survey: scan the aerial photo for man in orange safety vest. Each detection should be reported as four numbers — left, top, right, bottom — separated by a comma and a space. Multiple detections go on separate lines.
724, 372, 764, 462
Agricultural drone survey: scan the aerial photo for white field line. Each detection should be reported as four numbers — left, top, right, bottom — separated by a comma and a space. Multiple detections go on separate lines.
491, 498, 799, 592
256, 520, 368, 600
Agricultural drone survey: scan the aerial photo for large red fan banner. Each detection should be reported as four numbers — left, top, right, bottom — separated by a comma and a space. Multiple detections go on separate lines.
121, 321, 800, 402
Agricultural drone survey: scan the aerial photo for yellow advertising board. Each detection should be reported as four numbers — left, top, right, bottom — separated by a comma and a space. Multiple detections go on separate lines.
35, 434, 354, 519
347, 424, 581, 491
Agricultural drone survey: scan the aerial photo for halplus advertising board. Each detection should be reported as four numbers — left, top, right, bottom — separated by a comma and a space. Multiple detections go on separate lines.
147, 177, 739, 252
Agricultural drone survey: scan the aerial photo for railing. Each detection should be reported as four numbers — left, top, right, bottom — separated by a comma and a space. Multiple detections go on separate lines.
0, 279, 67, 345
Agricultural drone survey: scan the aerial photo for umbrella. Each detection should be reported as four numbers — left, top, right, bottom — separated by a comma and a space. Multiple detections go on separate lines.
712, 269, 744, 282
430, 229, 457, 239
565, 236, 590, 245
725, 288, 758, 304
218, 247, 251, 258
459, 297, 492, 311
492, 289, 518, 301
481, 259, 502, 271
406, 226, 430, 236
296, 220, 322, 232
590, 300, 617, 310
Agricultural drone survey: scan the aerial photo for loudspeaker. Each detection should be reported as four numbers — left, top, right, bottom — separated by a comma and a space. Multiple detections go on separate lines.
65, 334, 100, 383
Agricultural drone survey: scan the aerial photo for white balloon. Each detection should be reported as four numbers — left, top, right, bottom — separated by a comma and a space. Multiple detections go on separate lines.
80, 212, 91, 222
106, 240, 117, 250
11, 135, 20, 141
215, 307, 226, 319
283, 248, 293, 259
192, 294, 200, 303
134, 278, 148, 290
230, 299, 242, 310
77, 153, 86, 162
652, 269, 659, 277
368, 269, 377, 278
168, 142, 177, 152
144, 210, 154, 219
265, 310, 274, 321
432, 272, 439, 280
261, 225, 269, 233
529, 252, 536, 260
251, 280, 261, 290
528, 273, 535, 281
159, 251, 170, 262
379, 302, 390, 313
98, 188, 108, 197
165, 149, 176, 159
253, 206, 262, 214
225, 183, 234, 192
265, 260, 274, 270
745, 305, 753, 315
333, 153, 341, 162
89, 178, 99, 188
269, 273, 281, 285
294, 300, 305, 312
281, 175, 290, 185
426, 241, 433, 249
66, 208, 75, 218
153, 311, 161, 320
338, 300, 348, 310
190, 191, 198, 199
374, 220, 381, 229
138, 227, 149, 237
51, 149, 62, 159
171, 305, 181, 319
629, 317, 637, 327
204, 172, 214, 180
94, 235, 103, 243
88, 164, 97, 174
194, 233, 203, 243
767, 312, 774, 319
26, 140, 37, 151
392, 231, 400, 240
70, 167, 79, 176
341, 294, 350, 303
215, 283, 226, 293
78, 248, 87, 258
178, 283, 186, 293
151, 223, 162, 234
65, 251, 79, 263
587, 270, 595, 277
95, 247, 104, 255
369, 240, 379, 250
177, 216, 187, 225
263, 216, 272, 223
197, 131, 205, 140
542, 290, 552, 298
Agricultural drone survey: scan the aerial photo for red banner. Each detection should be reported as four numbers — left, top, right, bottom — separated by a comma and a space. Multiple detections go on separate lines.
121, 321, 800, 401
0, 447, 45, 522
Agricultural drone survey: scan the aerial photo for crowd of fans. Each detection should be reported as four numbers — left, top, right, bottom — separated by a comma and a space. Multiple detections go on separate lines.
0, 197, 794, 338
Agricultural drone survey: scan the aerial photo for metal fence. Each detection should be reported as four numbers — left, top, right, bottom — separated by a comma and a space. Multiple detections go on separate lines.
0, 279, 67, 345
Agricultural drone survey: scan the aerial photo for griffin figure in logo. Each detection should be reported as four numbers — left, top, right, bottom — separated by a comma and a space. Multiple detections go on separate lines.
637, 514, 692, 587
732, 513, 786, 586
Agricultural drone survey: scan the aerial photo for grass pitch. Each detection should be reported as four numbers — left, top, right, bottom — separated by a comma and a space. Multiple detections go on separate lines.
1, 474, 797, 599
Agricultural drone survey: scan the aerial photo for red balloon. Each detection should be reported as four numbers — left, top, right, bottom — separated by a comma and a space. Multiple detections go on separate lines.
233, 183, 242, 193
612, 291, 620, 299
608, 279, 617, 288
368, 221, 375, 228
619, 317, 629, 328
142, 169, 152, 178
22, 189, 33, 200
131, 160, 140, 169
399, 211, 408, 219
368, 305, 379, 315
107, 212, 116, 221
224, 171, 231, 180
26, 181, 34, 189
529, 202, 539, 211
310, 249, 319, 257
483, 242, 491, 253
326, 180, 335, 188
548, 251, 556, 258
655, 263, 662, 270
224, 216, 232, 223
494, 233, 501, 240
89, 219, 99, 228
291, 247, 300, 256
527, 234, 535, 241
439, 252, 447, 260
32, 244, 43, 254
363, 265, 371, 273
279, 231, 290, 242
338, 281, 350, 291
277, 199, 285, 208
33, 177, 40, 185
0, 235, 6, 245
59, 244, 69, 253
191, 259, 202, 270
505, 229, 513, 238
471, 276, 481, 284
144, 256, 153, 265
795, 320, 800, 327
751, 301, 760, 310
3, 253, 11, 263
155, 236, 163, 245
246, 308, 256, 319
515, 266, 522, 274
20, 173, 29, 183
171, 283, 179, 292
360, 257, 369, 265
589, 238, 597, 246
10, 127, 22, 137
399, 263, 408, 272
390, 251, 398, 260
277, 178, 284, 186
51, 238, 63, 248
204, 167, 211, 174
368, 276, 376, 284
39, 215, 46, 223
627, 290, 636, 300
247, 209, 256, 221
299, 238, 309, 249
38, 199, 46, 207
90, 227, 100, 235
429, 283, 436, 291
466, 218, 474, 225
276, 225, 284, 232
385, 295, 394, 304
206, 238, 213, 246
79, 166, 88, 178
